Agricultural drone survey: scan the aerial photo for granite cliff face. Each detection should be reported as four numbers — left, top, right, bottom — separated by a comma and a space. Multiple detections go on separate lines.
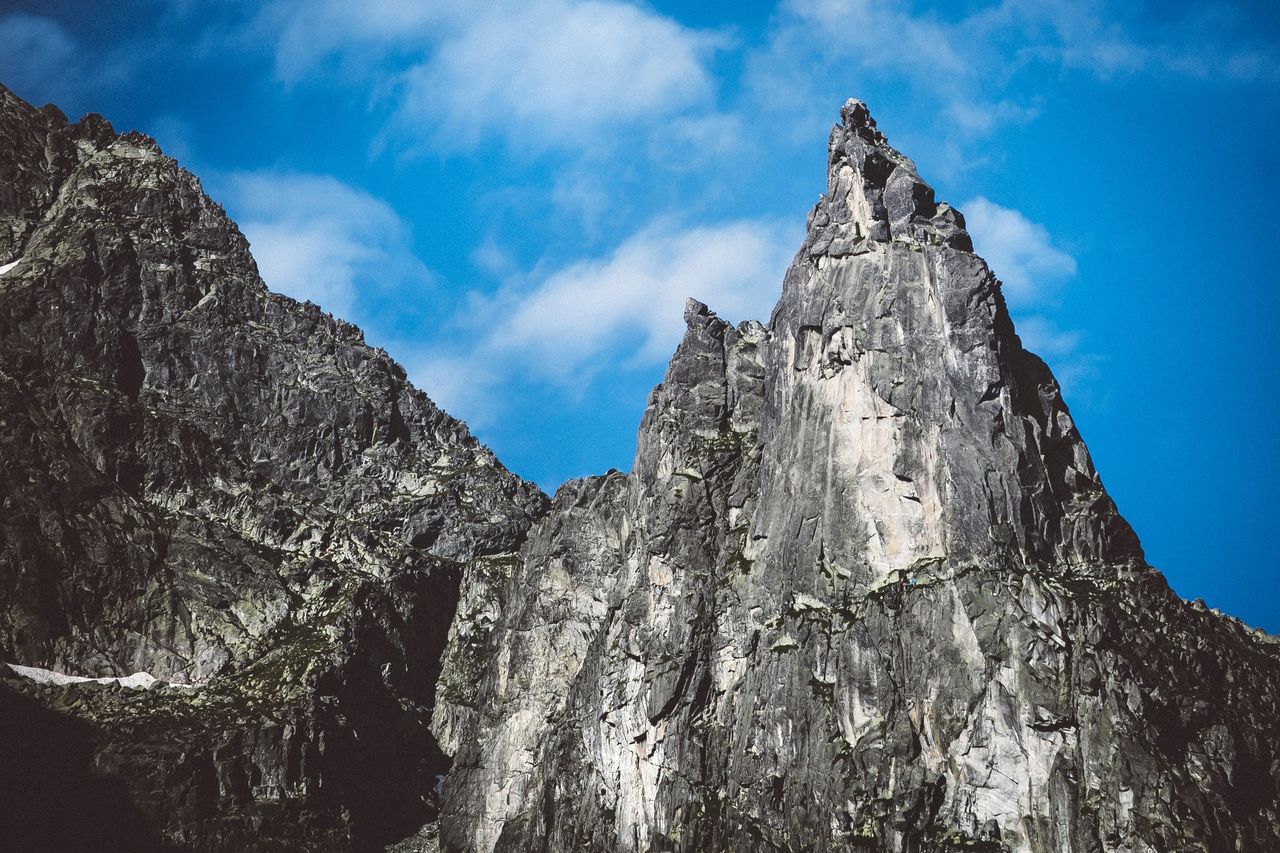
1, 82, 1278, 853
434, 102, 1280, 853
0, 83, 545, 851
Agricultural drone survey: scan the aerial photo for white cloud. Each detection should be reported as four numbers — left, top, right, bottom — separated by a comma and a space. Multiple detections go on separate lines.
961, 196, 1076, 305
1014, 315, 1102, 395
746, 0, 1279, 164
263, 1, 451, 83
415, 219, 796, 420
405, 351, 504, 430
958, 194, 1095, 392
549, 166, 618, 230
1017, 0, 1279, 82
215, 171, 432, 320
1014, 315, 1081, 360
1001, 0, 1150, 77
788, 0, 971, 78
490, 220, 794, 377
747, 0, 1017, 148
401, 2, 723, 150
251, 0, 726, 153
654, 112, 749, 169
470, 237, 517, 279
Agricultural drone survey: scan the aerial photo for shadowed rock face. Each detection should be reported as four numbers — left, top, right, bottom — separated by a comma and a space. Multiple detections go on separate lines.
434, 101, 1280, 853
1, 81, 1278, 853
0, 83, 546, 851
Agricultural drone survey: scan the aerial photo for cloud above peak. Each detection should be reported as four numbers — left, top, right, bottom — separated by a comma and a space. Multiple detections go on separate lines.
253, 0, 727, 153
216, 171, 433, 321
748, 0, 1279, 177
411, 218, 797, 426
488, 219, 795, 378
961, 196, 1076, 305
404, 2, 724, 150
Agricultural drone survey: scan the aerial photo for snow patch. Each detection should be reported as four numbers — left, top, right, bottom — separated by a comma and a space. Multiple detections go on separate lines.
4, 663, 192, 690
0, 260, 19, 276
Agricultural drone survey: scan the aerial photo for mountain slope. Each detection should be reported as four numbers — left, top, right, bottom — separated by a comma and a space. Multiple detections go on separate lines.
435, 101, 1280, 853
0, 83, 545, 851
1, 82, 1277, 853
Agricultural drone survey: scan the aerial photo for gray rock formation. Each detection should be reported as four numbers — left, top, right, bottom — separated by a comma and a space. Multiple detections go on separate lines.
1, 80, 1277, 853
434, 101, 1280, 852
0, 83, 545, 851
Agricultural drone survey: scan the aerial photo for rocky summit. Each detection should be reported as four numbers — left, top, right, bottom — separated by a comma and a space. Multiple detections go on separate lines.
0, 83, 545, 851
0, 83, 1277, 853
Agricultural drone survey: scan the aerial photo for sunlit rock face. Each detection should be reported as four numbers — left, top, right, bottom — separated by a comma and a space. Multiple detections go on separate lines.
435, 101, 1280, 853
0, 82, 546, 851
2, 76, 1279, 853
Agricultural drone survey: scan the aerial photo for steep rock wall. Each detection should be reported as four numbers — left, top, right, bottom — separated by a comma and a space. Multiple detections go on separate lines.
435, 101, 1280, 853
0, 83, 546, 851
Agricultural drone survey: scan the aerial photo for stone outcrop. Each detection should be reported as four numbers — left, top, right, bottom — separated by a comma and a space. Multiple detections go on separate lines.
2, 80, 1278, 853
434, 101, 1280, 852
0, 83, 545, 851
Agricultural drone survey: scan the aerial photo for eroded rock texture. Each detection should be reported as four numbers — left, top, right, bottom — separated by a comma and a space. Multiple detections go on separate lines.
0, 83, 545, 851
3, 79, 1278, 853
435, 101, 1280, 852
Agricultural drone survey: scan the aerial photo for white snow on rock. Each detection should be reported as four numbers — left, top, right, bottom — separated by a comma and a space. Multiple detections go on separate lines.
4, 662, 192, 690
0, 260, 19, 276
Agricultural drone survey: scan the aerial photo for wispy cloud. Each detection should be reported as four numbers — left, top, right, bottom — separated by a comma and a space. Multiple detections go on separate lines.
744, 0, 1279, 174
960, 194, 1098, 389
961, 196, 1076, 306
1015, 315, 1102, 394
397, 3, 725, 152
214, 171, 433, 321
1021, 0, 1280, 82
492, 220, 794, 376
249, 0, 727, 155
410, 219, 797, 423
261, 0, 450, 84
1014, 315, 1081, 361
744, 0, 1038, 154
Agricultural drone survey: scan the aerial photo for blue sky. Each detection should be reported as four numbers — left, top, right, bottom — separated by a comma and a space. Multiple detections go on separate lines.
3, 0, 1278, 632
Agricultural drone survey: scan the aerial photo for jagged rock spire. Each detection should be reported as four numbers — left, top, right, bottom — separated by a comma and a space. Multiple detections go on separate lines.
2, 79, 1277, 853
797, 98, 970, 263
436, 99, 1277, 853
765, 98, 1140, 588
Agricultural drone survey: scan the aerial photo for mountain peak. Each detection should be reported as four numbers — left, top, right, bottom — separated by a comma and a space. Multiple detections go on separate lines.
807, 98, 971, 255
837, 97, 886, 143
2, 77, 1278, 853
436, 98, 1278, 853
0, 82, 547, 848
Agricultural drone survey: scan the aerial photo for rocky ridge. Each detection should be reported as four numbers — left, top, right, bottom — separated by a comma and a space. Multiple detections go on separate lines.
433, 101, 1280, 852
0, 83, 545, 851
0, 82, 1277, 853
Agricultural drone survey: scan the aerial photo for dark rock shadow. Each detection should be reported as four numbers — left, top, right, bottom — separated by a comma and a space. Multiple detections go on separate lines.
0, 683, 176, 853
